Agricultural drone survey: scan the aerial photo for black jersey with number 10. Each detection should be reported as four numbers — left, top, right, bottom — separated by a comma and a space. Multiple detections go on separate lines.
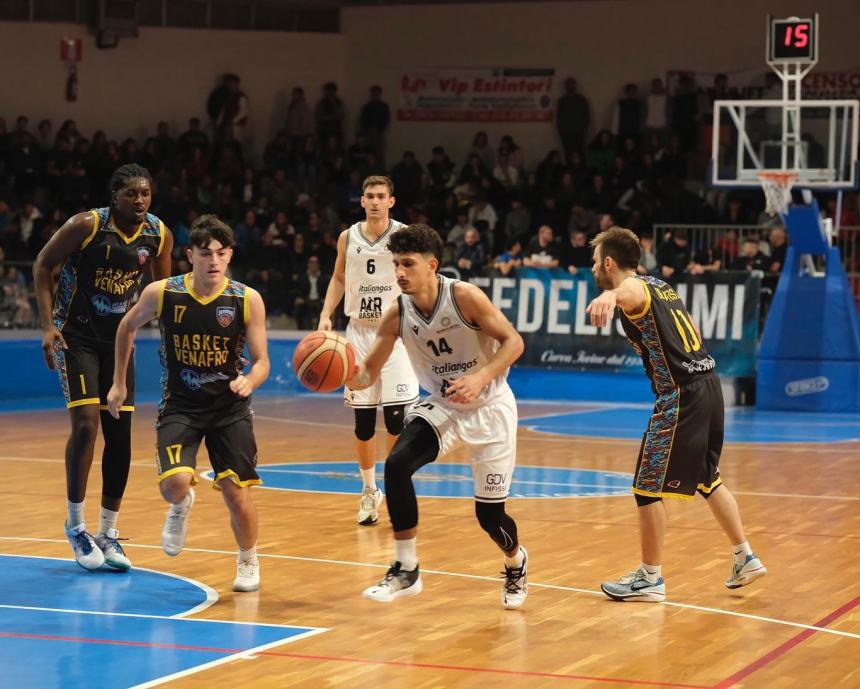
618, 275, 716, 394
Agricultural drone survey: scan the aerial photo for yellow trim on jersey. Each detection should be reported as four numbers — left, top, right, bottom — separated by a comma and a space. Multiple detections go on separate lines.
211, 469, 262, 490
623, 282, 651, 320
184, 273, 228, 306
697, 477, 723, 494
109, 215, 144, 244
632, 487, 695, 502
157, 220, 166, 256
80, 211, 100, 250
98, 405, 135, 412
243, 290, 250, 324
67, 397, 101, 408
156, 280, 167, 318
157, 466, 198, 483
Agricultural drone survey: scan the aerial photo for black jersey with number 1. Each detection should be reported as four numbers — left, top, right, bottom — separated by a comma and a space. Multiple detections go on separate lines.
618, 275, 716, 394
157, 274, 249, 416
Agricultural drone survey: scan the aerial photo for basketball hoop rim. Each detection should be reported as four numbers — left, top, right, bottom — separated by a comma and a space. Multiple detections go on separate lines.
756, 171, 800, 186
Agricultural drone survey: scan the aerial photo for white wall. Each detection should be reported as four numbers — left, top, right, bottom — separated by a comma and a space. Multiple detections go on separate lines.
1, 1, 857, 168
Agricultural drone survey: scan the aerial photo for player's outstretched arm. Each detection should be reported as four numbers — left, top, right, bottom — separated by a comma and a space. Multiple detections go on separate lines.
33, 212, 97, 369
586, 276, 647, 328
346, 300, 400, 391
107, 280, 164, 418
318, 229, 347, 331
230, 288, 270, 398
446, 283, 524, 404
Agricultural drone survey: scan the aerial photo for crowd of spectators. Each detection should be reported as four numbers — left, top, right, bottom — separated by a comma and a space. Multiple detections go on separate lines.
0, 72, 858, 328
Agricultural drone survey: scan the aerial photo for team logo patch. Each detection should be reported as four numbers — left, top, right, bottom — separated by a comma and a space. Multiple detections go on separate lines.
441, 316, 451, 327
216, 306, 236, 327
667, 480, 681, 488
411, 325, 419, 335
180, 369, 201, 391
137, 247, 151, 264
356, 246, 362, 254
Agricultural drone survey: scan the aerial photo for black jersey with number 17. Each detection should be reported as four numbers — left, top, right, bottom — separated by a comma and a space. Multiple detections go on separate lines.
618, 275, 716, 394
157, 274, 250, 415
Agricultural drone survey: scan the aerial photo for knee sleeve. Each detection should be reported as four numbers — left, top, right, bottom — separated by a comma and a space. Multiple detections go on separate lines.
384, 418, 439, 532
100, 410, 132, 500
697, 482, 722, 500
475, 501, 519, 552
353, 407, 377, 442
383, 404, 406, 436
635, 493, 663, 507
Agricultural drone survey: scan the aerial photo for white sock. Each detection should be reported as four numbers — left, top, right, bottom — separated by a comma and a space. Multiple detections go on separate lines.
97, 507, 119, 536
504, 546, 525, 568
67, 500, 85, 529
394, 537, 418, 571
238, 545, 257, 563
733, 541, 753, 565
641, 562, 662, 583
360, 468, 377, 491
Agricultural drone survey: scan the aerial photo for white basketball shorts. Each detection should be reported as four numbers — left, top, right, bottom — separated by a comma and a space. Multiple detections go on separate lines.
344, 321, 419, 408
406, 388, 518, 502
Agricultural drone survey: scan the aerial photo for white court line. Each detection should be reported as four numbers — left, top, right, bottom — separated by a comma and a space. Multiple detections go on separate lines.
3, 536, 857, 641
0, 553, 219, 618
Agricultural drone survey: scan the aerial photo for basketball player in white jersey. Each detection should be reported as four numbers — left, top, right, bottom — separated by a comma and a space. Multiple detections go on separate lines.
347, 224, 528, 609
319, 176, 419, 526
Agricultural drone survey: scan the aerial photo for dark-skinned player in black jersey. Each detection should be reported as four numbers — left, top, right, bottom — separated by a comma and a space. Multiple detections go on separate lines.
33, 164, 174, 571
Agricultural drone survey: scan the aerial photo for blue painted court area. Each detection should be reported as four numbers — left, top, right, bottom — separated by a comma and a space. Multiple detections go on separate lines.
520, 407, 860, 443
205, 462, 633, 498
0, 555, 324, 689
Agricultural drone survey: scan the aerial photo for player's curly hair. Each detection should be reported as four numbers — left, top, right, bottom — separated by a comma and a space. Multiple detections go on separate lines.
590, 226, 641, 270
190, 214, 235, 248
387, 223, 443, 263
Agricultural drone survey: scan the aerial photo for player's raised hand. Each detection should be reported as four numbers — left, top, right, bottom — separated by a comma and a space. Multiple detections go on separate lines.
587, 291, 618, 328
106, 384, 126, 419
317, 315, 333, 331
41, 326, 67, 370
230, 374, 253, 398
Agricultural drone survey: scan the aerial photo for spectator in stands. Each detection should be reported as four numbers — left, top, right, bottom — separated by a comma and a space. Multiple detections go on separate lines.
294, 255, 330, 329
1, 265, 32, 328
263, 131, 290, 173
656, 228, 692, 278
285, 87, 314, 155
567, 202, 596, 235
360, 85, 390, 164
637, 234, 658, 275
455, 227, 486, 279
470, 131, 495, 172
646, 78, 668, 144
36, 119, 53, 151
561, 229, 593, 276
499, 135, 525, 172
767, 227, 788, 273
468, 194, 498, 236
587, 130, 615, 176
447, 210, 473, 248
315, 82, 345, 146
615, 84, 644, 145
555, 78, 590, 163
688, 245, 722, 274
532, 194, 565, 237
493, 152, 519, 192
427, 146, 455, 196
670, 73, 698, 155
234, 209, 262, 253
10, 132, 42, 198
524, 225, 561, 269
501, 196, 531, 247
535, 149, 564, 191
731, 238, 767, 272
585, 174, 614, 213
178, 117, 209, 161
495, 238, 523, 276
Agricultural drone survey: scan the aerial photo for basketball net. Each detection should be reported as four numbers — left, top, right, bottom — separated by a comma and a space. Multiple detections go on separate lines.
757, 171, 798, 216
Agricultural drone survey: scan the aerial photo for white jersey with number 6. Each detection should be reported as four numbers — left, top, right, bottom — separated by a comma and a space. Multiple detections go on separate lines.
343, 220, 406, 326
398, 274, 511, 409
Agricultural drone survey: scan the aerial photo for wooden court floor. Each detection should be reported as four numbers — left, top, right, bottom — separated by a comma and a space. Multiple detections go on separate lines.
2, 395, 859, 688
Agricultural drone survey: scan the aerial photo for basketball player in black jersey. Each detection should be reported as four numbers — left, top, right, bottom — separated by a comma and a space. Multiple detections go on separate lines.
587, 226, 766, 602
33, 164, 174, 571
107, 215, 269, 592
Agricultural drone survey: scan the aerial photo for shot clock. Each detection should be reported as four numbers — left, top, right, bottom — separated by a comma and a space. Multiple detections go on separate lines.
768, 15, 818, 64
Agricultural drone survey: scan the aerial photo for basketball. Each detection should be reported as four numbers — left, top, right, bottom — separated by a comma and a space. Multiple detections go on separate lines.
293, 331, 356, 393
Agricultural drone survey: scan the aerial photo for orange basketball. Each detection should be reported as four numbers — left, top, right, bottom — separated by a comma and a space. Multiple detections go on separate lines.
293, 331, 356, 393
